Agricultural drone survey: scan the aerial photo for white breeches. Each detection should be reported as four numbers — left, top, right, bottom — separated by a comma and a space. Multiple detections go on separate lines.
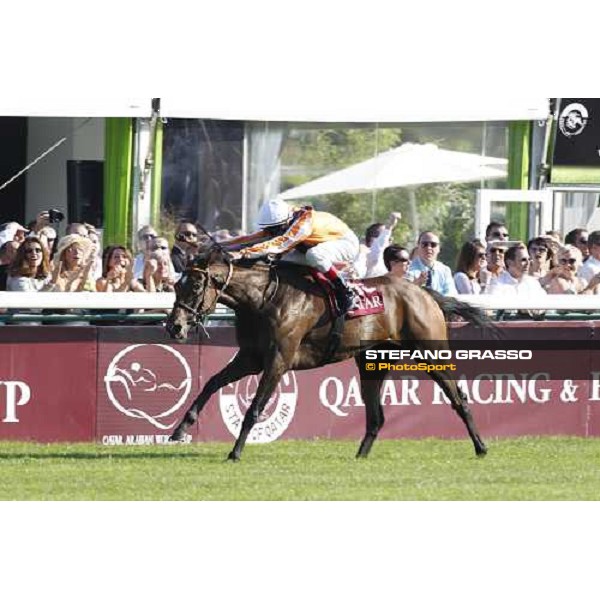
281, 230, 360, 272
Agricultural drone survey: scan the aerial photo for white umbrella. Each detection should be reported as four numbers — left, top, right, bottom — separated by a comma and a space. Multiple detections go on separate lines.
278, 143, 508, 200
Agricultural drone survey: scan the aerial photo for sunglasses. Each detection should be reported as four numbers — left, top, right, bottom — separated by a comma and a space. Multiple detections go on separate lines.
392, 257, 411, 263
477, 253, 486, 259
559, 258, 577, 265
180, 231, 197, 238
491, 231, 509, 239
153, 245, 169, 251
420, 241, 439, 248
578, 238, 588, 245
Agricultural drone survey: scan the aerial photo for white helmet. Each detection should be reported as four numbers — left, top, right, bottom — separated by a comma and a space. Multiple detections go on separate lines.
257, 198, 293, 228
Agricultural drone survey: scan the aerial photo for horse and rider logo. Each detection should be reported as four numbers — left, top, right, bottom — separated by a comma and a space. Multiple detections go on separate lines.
104, 344, 192, 430
559, 102, 589, 138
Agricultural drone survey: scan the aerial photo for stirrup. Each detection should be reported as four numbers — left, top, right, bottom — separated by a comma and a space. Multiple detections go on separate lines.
334, 288, 354, 316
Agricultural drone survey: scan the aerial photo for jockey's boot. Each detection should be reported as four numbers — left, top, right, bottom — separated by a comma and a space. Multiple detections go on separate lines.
324, 267, 354, 317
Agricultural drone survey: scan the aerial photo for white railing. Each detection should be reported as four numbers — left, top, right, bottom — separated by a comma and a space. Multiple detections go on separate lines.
0, 292, 600, 312
455, 294, 600, 311
0, 291, 177, 310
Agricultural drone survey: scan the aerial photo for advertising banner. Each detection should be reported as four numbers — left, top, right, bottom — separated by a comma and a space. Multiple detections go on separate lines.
186, 322, 600, 443
0, 327, 97, 442
96, 327, 202, 446
3, 322, 600, 445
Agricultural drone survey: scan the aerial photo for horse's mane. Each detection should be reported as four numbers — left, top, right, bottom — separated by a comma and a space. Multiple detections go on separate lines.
233, 256, 273, 271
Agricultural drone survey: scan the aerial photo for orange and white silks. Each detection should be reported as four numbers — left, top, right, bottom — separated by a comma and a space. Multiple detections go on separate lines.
223, 207, 351, 257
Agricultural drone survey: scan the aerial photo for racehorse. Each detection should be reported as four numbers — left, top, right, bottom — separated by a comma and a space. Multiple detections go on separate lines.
166, 243, 492, 461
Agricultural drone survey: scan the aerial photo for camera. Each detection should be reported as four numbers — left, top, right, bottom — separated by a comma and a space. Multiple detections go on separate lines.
48, 209, 65, 224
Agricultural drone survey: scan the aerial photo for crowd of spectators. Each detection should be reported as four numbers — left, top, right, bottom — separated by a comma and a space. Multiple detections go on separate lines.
351, 214, 600, 306
2, 206, 600, 323
0, 214, 221, 324
0, 214, 214, 297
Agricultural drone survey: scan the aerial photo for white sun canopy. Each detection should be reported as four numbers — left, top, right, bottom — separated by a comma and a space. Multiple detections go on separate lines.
0, 97, 550, 122
278, 143, 508, 200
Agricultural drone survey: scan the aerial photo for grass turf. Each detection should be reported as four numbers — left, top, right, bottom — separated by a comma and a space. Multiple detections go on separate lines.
1, 436, 599, 500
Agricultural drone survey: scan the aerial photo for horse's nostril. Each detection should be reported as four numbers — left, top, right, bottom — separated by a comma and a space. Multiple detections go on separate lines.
166, 321, 183, 337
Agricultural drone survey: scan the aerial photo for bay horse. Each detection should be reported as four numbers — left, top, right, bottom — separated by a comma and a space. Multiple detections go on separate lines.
166, 244, 491, 461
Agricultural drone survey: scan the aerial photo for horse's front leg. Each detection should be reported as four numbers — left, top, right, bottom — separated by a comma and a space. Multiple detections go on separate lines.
170, 351, 260, 442
227, 356, 287, 461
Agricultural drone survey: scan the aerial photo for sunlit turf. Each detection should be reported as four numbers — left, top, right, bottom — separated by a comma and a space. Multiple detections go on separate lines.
1, 437, 599, 500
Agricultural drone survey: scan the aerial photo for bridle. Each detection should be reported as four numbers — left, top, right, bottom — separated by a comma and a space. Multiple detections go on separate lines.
174, 260, 234, 331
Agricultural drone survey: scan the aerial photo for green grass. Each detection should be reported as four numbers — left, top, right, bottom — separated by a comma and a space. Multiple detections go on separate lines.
1, 437, 599, 500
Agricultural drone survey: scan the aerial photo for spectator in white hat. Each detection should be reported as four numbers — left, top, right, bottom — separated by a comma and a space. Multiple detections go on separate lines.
0, 221, 28, 247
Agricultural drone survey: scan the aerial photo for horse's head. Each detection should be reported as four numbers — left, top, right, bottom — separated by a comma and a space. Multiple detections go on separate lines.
166, 243, 234, 340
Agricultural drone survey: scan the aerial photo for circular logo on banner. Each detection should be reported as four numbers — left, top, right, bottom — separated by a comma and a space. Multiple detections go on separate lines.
559, 102, 589, 138
104, 344, 192, 430
219, 365, 298, 444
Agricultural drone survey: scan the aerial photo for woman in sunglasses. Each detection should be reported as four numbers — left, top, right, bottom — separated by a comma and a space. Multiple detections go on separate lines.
454, 240, 487, 294
6, 236, 51, 291
545, 245, 588, 294
6, 237, 53, 325
382, 244, 411, 279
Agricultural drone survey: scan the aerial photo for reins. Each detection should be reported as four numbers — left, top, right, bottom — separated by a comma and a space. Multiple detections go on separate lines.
261, 258, 280, 309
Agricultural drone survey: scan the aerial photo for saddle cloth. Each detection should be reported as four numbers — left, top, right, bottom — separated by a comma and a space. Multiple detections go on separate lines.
311, 271, 385, 319
347, 281, 385, 317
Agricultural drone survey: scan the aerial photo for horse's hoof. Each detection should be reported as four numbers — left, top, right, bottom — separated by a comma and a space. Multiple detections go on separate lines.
476, 445, 488, 457
226, 452, 240, 462
169, 431, 184, 443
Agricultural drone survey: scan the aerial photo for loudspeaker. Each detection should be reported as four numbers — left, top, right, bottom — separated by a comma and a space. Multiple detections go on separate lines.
67, 160, 103, 227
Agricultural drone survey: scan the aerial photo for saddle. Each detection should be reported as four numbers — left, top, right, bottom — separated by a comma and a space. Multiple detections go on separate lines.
310, 269, 385, 319
244, 257, 385, 318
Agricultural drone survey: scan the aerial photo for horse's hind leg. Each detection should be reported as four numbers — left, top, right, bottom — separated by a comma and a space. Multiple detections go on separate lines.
355, 355, 385, 458
169, 351, 260, 442
428, 371, 487, 456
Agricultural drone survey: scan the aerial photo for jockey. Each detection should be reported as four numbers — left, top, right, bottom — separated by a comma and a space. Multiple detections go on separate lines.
223, 198, 360, 316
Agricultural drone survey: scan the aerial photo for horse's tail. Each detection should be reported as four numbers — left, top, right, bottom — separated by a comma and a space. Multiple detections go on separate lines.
425, 288, 503, 338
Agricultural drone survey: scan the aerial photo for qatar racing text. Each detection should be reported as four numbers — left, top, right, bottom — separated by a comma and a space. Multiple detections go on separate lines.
364, 349, 533, 361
